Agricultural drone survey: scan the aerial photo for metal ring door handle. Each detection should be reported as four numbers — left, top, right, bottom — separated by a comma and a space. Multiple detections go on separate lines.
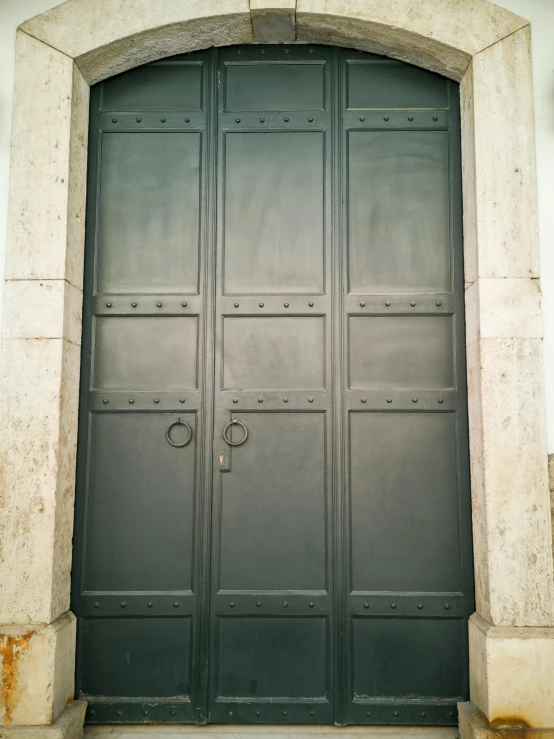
223, 418, 248, 447
166, 418, 193, 448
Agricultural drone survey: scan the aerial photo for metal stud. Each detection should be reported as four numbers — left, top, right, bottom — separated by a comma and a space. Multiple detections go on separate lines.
256, 711, 261, 716
174, 601, 180, 608
436, 301, 442, 306
366, 712, 372, 718
421, 711, 427, 717
283, 398, 289, 403
182, 302, 188, 307
410, 301, 416, 306
361, 398, 367, 403
121, 601, 126, 608
359, 116, 365, 122
171, 710, 176, 716
283, 710, 288, 716
385, 301, 391, 306
161, 118, 166, 123
233, 398, 238, 404
234, 302, 239, 308
132, 302, 137, 307
259, 302, 264, 307
136, 117, 142, 123
308, 117, 314, 122
237, 50, 242, 55
112, 118, 117, 123
412, 398, 418, 403
448, 712, 455, 718
364, 603, 369, 609
256, 601, 262, 607
384, 116, 390, 121
309, 49, 314, 54
258, 398, 264, 403
103, 399, 108, 404
433, 116, 438, 121
387, 398, 392, 403
260, 118, 265, 123
284, 117, 289, 123
444, 602, 451, 610
90, 710, 96, 716
106, 302, 112, 308
180, 398, 186, 404
154, 399, 159, 404
129, 399, 134, 404
309, 301, 314, 307
393, 711, 399, 717
391, 603, 397, 609
310, 709, 316, 716
185, 118, 190, 124
308, 397, 314, 403
438, 398, 444, 404
283, 601, 288, 608
144, 710, 149, 717
359, 301, 366, 307
284, 302, 289, 307
229, 601, 235, 607
285, 49, 290, 54
147, 602, 153, 608
235, 118, 241, 123
157, 302, 163, 308
418, 604, 423, 610
408, 116, 414, 121
117, 711, 123, 717
260, 49, 265, 54
94, 602, 100, 608
309, 602, 315, 608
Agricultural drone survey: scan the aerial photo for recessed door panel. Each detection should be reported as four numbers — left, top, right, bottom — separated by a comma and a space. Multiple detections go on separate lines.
84, 413, 196, 592
98, 132, 201, 294
351, 617, 465, 698
216, 617, 328, 698
223, 317, 325, 390
223, 132, 325, 294
348, 131, 450, 294
349, 316, 454, 389
93, 316, 198, 390
349, 412, 461, 593
224, 62, 325, 111
219, 412, 327, 591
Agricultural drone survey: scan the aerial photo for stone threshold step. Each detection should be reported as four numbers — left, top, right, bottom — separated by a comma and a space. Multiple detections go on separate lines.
84, 726, 459, 739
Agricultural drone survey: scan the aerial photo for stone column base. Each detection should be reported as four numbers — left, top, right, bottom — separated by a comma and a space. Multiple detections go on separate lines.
0, 701, 86, 739
459, 703, 554, 739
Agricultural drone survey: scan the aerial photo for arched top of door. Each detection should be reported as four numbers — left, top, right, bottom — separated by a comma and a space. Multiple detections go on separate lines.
19, 0, 528, 86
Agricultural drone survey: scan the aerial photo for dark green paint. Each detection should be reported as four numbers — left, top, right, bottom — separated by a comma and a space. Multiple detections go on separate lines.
72, 45, 474, 727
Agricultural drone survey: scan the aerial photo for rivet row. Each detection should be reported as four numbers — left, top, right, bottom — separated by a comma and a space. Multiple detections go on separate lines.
361, 602, 452, 611
105, 301, 188, 308
232, 301, 317, 308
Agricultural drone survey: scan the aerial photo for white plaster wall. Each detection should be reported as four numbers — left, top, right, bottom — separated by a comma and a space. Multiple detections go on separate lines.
0, 0, 553, 451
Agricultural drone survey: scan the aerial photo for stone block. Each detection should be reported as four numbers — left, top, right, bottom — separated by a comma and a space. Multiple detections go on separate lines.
0, 615, 76, 727
0, 701, 85, 739
251, 1, 296, 43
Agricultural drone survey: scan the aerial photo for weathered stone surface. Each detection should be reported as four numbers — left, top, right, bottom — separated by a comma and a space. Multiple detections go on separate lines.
21, 1, 253, 84
0, 701, 85, 739
0, 614, 76, 727
465, 278, 543, 346
296, 0, 527, 81
251, 1, 296, 43
459, 701, 554, 739
466, 338, 554, 626
3, 281, 82, 347
469, 614, 554, 728
461, 26, 540, 281
0, 339, 80, 625
5, 33, 89, 290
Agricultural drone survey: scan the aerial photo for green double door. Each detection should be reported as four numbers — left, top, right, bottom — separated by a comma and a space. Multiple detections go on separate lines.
73, 45, 474, 726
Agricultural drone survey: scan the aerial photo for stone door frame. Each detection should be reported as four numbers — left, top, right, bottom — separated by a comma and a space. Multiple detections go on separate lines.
1, 0, 553, 734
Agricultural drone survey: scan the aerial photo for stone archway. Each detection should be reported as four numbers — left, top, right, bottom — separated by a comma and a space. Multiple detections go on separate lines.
0, 1, 553, 736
